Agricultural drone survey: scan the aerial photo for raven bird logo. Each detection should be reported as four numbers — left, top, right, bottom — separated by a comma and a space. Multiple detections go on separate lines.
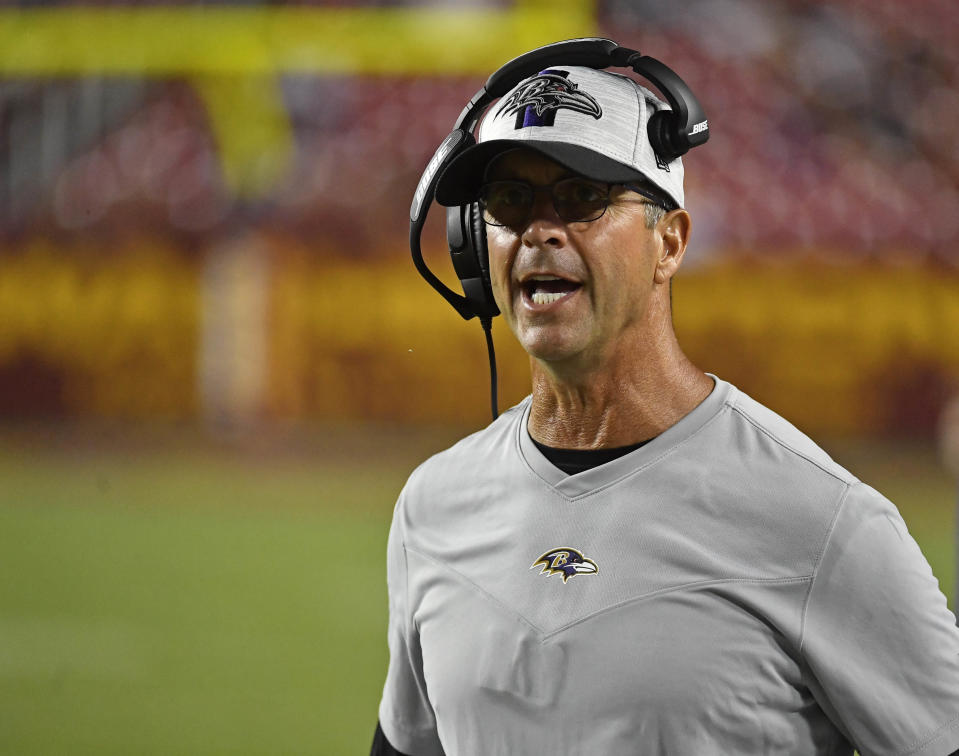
531, 548, 598, 583
496, 73, 602, 129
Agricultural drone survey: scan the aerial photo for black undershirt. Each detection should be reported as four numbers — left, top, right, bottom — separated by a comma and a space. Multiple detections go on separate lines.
532, 437, 652, 475
371, 722, 412, 756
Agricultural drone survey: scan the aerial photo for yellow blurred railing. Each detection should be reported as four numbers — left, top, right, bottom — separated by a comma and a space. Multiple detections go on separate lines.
2, 236, 956, 434
0, 238, 200, 418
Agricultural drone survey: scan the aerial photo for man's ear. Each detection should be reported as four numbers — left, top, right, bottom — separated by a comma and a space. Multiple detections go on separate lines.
653, 209, 692, 284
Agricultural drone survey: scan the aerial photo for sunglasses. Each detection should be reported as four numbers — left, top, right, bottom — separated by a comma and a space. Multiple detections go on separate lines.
477, 177, 671, 228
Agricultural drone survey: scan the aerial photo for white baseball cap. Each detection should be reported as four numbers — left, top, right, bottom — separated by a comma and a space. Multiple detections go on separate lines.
434, 65, 685, 210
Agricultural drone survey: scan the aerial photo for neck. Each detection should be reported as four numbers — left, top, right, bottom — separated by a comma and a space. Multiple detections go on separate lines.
527, 325, 713, 450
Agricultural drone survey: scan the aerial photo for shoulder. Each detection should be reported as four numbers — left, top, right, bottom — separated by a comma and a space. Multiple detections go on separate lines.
406, 398, 528, 491
396, 397, 530, 532
684, 379, 860, 570
719, 382, 856, 486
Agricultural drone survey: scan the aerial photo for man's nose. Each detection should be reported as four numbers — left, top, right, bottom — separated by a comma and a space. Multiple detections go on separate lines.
528, 188, 560, 221
521, 190, 567, 248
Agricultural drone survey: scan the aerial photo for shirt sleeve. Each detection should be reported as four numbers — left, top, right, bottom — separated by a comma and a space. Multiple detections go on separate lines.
800, 481, 959, 756
377, 488, 445, 756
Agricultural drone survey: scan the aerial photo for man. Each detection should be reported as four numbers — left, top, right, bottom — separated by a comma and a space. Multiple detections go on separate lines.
372, 61, 959, 755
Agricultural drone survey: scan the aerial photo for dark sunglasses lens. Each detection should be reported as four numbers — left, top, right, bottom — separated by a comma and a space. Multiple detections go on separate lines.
479, 179, 611, 226
480, 182, 532, 226
554, 178, 609, 222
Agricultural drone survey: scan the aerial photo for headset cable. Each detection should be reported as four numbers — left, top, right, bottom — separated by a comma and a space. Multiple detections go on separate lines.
480, 316, 498, 421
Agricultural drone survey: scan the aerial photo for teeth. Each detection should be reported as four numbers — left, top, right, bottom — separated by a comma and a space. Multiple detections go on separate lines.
529, 275, 561, 281
531, 291, 566, 305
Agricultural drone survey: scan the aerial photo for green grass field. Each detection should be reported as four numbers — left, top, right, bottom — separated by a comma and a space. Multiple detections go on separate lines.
0, 427, 955, 754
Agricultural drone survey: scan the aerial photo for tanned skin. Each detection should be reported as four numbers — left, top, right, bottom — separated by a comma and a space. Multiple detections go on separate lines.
484, 149, 713, 449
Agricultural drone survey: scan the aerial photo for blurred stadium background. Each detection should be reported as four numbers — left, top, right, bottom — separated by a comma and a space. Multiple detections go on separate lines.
1, 0, 957, 752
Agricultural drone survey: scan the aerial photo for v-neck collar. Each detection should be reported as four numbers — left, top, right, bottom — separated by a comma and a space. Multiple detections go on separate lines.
516, 375, 733, 499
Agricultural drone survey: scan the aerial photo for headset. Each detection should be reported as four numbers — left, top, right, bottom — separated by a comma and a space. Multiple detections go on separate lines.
409, 37, 709, 420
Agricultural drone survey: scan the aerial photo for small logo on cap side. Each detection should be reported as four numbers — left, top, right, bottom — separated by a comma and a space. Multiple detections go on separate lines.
497, 71, 602, 130
531, 547, 598, 583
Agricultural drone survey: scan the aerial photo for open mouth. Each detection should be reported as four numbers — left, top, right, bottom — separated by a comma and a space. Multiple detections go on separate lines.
521, 275, 582, 306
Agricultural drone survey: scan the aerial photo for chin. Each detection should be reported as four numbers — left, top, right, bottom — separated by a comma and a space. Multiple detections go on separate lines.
517, 327, 589, 364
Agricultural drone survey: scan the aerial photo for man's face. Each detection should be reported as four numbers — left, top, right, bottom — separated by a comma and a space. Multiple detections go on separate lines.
484, 149, 666, 369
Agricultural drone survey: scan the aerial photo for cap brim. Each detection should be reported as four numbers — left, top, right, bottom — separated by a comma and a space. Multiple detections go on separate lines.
433, 140, 650, 207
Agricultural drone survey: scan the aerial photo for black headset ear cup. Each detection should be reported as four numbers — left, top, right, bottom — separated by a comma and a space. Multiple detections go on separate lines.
446, 201, 499, 318
469, 202, 499, 317
469, 202, 490, 285
647, 109, 683, 162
